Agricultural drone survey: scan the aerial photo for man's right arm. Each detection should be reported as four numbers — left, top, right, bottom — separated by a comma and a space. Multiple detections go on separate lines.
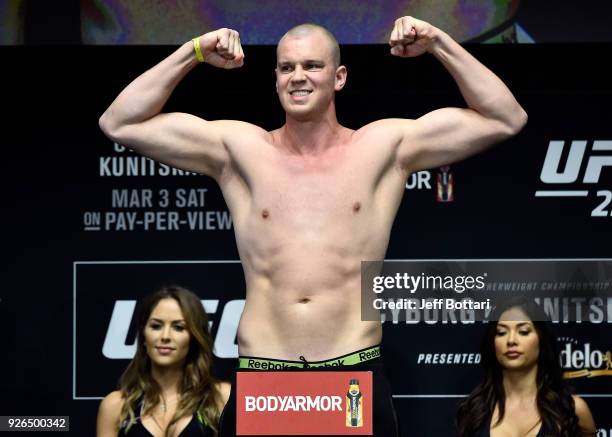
99, 28, 246, 180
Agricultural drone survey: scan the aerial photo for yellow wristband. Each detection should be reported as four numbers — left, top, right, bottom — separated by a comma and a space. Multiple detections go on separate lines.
192, 37, 205, 62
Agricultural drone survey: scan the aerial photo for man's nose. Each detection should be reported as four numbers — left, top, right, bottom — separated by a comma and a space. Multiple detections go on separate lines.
291, 65, 306, 82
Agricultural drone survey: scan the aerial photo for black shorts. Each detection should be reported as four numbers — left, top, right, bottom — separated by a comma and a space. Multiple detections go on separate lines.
218, 347, 399, 437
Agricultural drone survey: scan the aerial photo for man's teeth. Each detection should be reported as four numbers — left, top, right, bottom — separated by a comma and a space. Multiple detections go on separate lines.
291, 90, 311, 96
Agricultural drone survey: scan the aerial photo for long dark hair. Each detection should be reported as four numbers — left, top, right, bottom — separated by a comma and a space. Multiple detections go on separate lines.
456, 298, 583, 437
118, 285, 222, 436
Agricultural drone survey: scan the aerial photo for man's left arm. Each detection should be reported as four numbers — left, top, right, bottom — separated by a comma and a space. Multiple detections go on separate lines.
390, 16, 528, 173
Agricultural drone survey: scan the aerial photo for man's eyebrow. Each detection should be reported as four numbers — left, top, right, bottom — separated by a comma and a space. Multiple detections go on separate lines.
278, 59, 325, 65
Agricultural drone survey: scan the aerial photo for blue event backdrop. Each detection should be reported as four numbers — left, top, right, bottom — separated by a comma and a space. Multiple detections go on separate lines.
5, 0, 612, 45
4, 41, 612, 436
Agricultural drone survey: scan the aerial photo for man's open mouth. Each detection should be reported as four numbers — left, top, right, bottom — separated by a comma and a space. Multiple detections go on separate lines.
290, 90, 312, 96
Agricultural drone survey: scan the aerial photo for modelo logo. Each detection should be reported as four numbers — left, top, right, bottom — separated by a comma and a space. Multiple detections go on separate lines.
536, 140, 612, 217
102, 299, 244, 359
558, 340, 612, 379
597, 429, 612, 437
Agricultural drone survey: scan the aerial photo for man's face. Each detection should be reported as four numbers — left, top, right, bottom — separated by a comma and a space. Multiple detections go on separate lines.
275, 31, 345, 120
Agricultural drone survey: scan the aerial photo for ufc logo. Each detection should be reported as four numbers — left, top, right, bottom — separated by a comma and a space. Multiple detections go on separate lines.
540, 140, 612, 184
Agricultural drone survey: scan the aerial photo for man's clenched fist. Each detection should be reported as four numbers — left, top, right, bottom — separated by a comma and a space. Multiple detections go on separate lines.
389, 16, 439, 58
197, 28, 244, 69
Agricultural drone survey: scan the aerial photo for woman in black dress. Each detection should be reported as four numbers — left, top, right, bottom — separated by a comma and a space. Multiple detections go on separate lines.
457, 299, 596, 437
97, 285, 230, 437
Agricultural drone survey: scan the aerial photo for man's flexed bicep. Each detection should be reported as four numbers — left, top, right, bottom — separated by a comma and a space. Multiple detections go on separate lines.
397, 107, 516, 173
99, 27, 245, 179
388, 15, 527, 173
104, 112, 240, 178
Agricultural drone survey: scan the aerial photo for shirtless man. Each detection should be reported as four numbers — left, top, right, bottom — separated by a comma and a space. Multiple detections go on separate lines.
99, 16, 527, 436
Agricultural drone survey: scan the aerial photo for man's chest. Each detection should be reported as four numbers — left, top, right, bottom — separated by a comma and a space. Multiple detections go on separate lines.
247, 158, 375, 230
222, 137, 405, 225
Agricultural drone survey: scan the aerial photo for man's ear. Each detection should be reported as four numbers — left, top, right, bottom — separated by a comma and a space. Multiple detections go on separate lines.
334, 65, 347, 91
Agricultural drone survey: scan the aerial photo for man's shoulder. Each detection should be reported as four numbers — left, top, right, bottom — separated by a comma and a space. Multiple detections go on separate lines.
352, 118, 416, 144
354, 118, 415, 136
216, 120, 271, 141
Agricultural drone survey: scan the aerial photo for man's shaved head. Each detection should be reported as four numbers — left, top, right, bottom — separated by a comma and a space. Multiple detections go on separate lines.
278, 23, 341, 68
